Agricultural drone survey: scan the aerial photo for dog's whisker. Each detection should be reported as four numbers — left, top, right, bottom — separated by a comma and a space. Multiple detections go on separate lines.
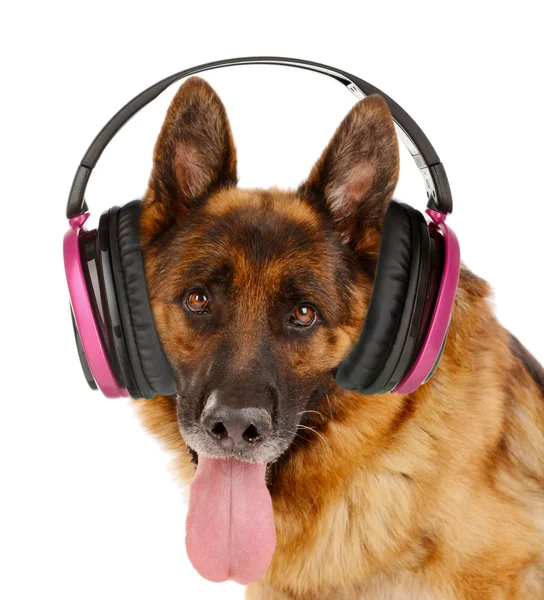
297, 410, 326, 422
296, 424, 329, 446
285, 429, 311, 444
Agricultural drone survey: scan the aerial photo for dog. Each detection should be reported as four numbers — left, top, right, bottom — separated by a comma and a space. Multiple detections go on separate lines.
133, 76, 544, 599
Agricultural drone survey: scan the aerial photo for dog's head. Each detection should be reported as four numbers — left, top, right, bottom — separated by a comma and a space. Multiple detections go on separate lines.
140, 77, 400, 467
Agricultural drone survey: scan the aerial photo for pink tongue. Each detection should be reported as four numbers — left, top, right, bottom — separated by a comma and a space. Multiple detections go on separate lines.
185, 456, 276, 585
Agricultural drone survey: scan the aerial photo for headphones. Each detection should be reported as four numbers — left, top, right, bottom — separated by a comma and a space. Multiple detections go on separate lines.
64, 56, 460, 399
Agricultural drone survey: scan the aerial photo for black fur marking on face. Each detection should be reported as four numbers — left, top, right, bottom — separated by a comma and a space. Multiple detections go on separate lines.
187, 445, 198, 466
509, 333, 544, 397
199, 207, 319, 267
304, 387, 325, 413
184, 261, 233, 286
327, 330, 338, 346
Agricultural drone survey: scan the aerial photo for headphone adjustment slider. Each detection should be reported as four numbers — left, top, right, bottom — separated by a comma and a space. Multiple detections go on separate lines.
68, 212, 90, 231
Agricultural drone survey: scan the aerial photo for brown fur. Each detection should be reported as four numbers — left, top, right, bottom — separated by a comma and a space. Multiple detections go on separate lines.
134, 77, 544, 599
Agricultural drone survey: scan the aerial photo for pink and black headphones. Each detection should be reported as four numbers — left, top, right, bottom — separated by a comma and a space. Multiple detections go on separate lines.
64, 57, 461, 400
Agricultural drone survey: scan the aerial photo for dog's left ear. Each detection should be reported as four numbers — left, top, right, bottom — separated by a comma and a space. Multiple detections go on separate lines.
298, 94, 400, 251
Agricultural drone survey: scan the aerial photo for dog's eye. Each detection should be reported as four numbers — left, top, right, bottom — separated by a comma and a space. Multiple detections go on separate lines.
186, 289, 210, 313
291, 304, 317, 327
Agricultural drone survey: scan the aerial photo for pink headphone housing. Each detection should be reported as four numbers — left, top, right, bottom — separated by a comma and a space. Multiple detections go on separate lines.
64, 213, 128, 398
392, 209, 460, 394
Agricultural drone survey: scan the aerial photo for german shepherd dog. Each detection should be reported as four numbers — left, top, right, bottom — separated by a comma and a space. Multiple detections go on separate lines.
135, 77, 544, 599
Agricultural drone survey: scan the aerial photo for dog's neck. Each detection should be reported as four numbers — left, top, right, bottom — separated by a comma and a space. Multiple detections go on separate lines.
250, 266, 518, 596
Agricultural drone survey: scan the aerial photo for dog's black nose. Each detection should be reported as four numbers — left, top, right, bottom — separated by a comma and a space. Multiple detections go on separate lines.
201, 404, 272, 452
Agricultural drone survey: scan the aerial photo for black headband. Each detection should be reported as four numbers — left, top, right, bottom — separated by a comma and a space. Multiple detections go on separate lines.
66, 56, 452, 219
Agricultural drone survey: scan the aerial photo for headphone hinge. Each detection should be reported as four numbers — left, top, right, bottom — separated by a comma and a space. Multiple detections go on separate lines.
423, 162, 452, 215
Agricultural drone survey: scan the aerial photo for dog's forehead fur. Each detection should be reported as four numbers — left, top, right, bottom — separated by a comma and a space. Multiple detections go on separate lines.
147, 187, 363, 324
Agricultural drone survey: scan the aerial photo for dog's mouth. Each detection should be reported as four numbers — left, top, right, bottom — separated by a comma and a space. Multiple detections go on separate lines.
181, 388, 325, 585
187, 445, 199, 466
186, 445, 275, 470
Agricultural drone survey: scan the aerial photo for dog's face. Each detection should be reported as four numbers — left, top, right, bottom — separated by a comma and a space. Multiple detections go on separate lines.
140, 77, 400, 467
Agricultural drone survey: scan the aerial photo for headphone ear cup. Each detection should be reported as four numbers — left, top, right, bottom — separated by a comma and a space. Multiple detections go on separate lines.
97, 210, 142, 399
423, 327, 448, 384
64, 213, 128, 398
335, 200, 430, 395
108, 200, 177, 399
70, 305, 98, 390
108, 200, 176, 398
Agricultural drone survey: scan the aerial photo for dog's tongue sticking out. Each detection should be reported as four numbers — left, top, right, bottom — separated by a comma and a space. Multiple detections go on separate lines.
185, 456, 276, 585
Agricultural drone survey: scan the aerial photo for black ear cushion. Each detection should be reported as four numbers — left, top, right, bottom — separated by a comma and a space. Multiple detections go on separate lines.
97, 211, 142, 399
408, 225, 444, 370
108, 200, 177, 398
335, 201, 429, 394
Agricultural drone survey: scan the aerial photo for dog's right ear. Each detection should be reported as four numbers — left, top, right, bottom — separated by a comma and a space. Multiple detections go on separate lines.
140, 77, 238, 245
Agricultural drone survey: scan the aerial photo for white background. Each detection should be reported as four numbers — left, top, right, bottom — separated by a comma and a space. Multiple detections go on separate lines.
1, 2, 542, 599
